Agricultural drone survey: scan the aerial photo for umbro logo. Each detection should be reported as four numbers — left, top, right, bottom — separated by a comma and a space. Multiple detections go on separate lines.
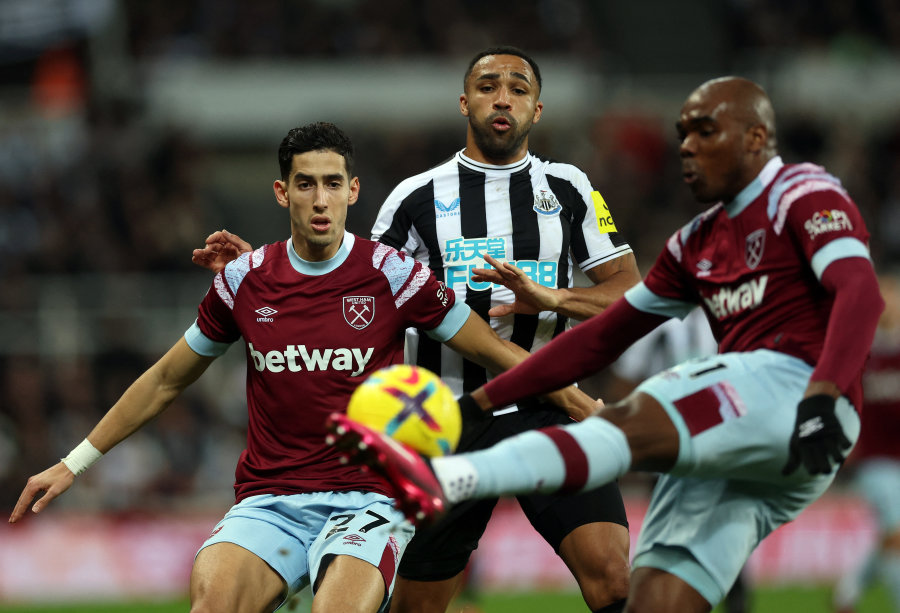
697, 259, 712, 277
343, 534, 366, 547
255, 306, 277, 322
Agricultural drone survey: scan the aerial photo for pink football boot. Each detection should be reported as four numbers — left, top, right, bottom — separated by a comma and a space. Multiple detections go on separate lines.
325, 412, 447, 526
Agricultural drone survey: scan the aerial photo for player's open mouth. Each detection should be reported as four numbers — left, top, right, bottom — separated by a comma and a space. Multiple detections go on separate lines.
492, 117, 511, 131
683, 171, 698, 184
311, 216, 331, 232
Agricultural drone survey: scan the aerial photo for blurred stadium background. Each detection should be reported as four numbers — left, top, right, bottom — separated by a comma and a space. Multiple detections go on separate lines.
1, 0, 898, 610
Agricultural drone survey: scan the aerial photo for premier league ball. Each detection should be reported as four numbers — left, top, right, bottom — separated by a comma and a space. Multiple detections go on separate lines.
347, 364, 461, 457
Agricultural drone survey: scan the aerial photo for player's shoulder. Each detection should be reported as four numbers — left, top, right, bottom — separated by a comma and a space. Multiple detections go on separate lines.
769, 162, 848, 202
767, 161, 853, 233
665, 204, 724, 262
220, 242, 278, 291
369, 239, 416, 270
530, 151, 590, 183
366, 239, 440, 305
353, 237, 415, 272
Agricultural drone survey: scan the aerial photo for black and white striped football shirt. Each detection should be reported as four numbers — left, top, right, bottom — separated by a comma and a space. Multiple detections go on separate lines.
372, 149, 632, 413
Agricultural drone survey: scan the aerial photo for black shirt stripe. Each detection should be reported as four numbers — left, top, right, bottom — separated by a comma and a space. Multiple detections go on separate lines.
459, 163, 490, 391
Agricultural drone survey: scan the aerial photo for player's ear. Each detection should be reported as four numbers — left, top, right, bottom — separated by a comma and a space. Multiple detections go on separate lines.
532, 100, 543, 125
745, 124, 767, 153
274, 179, 289, 209
459, 93, 469, 117
348, 176, 360, 206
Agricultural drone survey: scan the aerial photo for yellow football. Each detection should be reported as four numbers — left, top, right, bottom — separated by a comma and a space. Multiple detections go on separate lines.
347, 364, 461, 457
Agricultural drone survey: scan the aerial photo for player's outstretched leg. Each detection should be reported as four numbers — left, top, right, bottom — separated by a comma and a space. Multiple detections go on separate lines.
325, 413, 446, 526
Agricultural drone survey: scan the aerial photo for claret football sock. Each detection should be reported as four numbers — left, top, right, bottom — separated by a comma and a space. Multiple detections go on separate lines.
432, 416, 631, 502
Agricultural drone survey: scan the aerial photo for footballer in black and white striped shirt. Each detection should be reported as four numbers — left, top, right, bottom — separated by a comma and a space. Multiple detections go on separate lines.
373, 148, 636, 411
371, 47, 637, 613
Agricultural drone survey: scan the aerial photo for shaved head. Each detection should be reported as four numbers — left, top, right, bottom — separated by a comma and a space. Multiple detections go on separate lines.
677, 76, 779, 203
691, 77, 777, 153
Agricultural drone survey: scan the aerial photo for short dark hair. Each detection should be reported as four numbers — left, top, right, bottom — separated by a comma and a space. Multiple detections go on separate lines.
278, 122, 355, 181
463, 46, 542, 92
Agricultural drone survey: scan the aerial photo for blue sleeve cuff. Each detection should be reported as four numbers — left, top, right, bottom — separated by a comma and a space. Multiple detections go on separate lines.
184, 321, 232, 357
425, 301, 472, 342
810, 237, 871, 280
625, 282, 696, 320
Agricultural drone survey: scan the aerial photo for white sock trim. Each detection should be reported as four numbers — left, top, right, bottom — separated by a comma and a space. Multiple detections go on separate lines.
432, 456, 479, 504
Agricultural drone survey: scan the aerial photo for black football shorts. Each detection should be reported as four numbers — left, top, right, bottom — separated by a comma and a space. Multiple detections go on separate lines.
398, 400, 629, 581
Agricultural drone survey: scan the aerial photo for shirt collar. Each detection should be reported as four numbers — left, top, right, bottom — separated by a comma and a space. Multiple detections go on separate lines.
286, 231, 355, 275
455, 149, 531, 173
724, 156, 784, 217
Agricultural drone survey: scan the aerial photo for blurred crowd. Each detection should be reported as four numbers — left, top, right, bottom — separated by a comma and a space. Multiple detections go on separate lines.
121, 0, 900, 62
2, 0, 900, 515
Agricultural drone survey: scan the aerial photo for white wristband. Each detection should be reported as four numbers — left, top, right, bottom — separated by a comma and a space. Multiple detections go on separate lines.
61, 439, 103, 476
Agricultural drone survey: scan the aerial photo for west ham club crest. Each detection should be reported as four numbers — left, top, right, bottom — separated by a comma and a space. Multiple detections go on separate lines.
343, 296, 374, 330
745, 229, 766, 269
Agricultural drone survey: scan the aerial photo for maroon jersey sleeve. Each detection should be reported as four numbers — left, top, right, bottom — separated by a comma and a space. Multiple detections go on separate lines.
779, 179, 881, 404
643, 231, 704, 304
812, 258, 883, 403
372, 243, 457, 331
779, 186, 870, 262
483, 298, 668, 409
196, 273, 241, 343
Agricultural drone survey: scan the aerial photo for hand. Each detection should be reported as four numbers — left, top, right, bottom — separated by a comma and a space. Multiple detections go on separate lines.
471, 253, 560, 317
9, 462, 77, 523
543, 387, 604, 422
191, 229, 253, 274
782, 394, 851, 476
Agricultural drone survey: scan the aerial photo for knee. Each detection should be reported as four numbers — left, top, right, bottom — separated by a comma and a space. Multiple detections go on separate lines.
574, 547, 630, 610
580, 559, 630, 610
563, 524, 631, 610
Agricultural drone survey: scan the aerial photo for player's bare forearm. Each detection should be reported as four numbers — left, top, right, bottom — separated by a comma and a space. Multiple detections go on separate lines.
446, 312, 596, 419
542, 386, 602, 421
87, 338, 213, 453
445, 311, 527, 376
553, 252, 641, 321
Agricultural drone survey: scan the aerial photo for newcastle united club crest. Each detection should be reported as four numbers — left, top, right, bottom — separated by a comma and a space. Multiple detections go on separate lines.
533, 189, 562, 216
